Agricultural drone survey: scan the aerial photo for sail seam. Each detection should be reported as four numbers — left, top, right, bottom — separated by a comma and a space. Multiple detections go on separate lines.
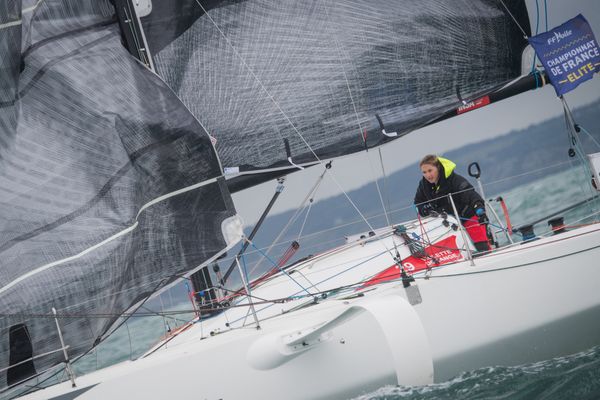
21, 19, 116, 60
0, 33, 113, 109
0, 19, 22, 30
0, 177, 218, 296
0, 223, 138, 297
0, 136, 189, 253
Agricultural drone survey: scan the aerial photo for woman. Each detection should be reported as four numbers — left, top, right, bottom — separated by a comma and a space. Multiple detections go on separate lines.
414, 154, 491, 252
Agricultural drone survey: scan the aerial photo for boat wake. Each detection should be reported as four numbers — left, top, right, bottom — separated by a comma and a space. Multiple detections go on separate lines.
351, 345, 600, 400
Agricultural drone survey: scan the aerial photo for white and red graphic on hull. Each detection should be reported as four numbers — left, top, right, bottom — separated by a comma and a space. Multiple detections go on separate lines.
362, 236, 463, 287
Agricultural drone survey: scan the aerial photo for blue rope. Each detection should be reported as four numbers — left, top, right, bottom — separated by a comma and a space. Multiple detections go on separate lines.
534, 0, 540, 34
240, 254, 251, 287
530, 0, 539, 74
544, 0, 548, 32
248, 240, 312, 296
309, 247, 390, 289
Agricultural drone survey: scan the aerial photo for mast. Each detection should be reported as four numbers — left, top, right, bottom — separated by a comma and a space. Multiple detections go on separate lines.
112, 0, 155, 70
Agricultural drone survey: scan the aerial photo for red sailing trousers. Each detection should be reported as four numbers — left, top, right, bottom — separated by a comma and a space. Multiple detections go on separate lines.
462, 216, 491, 250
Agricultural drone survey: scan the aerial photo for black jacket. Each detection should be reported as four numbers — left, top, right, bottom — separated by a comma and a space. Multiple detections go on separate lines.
414, 163, 484, 219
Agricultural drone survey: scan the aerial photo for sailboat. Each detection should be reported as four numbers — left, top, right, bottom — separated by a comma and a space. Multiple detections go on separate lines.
1, 0, 599, 399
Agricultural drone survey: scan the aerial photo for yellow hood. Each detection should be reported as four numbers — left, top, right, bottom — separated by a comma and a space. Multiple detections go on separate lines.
438, 157, 456, 178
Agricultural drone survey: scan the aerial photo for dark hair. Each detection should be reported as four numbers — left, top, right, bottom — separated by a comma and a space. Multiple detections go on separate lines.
419, 154, 442, 170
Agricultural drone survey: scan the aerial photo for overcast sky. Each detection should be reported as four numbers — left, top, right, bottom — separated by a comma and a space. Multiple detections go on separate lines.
232, 0, 600, 226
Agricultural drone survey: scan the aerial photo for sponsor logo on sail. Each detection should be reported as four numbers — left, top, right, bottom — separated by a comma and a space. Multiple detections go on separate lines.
457, 96, 490, 115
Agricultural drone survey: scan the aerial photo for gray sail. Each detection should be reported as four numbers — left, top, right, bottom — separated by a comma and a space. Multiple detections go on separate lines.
0, 0, 237, 388
142, 0, 531, 187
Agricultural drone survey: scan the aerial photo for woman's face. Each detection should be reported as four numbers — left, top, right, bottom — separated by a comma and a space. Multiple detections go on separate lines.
421, 163, 439, 184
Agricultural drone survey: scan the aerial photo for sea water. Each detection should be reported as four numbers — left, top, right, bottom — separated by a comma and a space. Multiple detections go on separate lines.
351, 345, 600, 399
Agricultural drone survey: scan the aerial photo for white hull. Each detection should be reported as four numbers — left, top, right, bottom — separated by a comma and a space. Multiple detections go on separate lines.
18, 221, 600, 400
416, 225, 600, 380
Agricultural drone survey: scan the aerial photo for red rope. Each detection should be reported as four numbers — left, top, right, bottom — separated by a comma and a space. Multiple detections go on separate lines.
498, 198, 513, 235
416, 209, 427, 241
277, 241, 300, 267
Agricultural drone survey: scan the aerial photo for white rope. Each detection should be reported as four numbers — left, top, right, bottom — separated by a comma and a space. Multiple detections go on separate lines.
498, 0, 529, 38
378, 148, 393, 220
480, 160, 573, 188
561, 97, 598, 213
193, 0, 392, 256
247, 167, 328, 277
158, 294, 169, 339
297, 200, 314, 241
321, 1, 393, 230
579, 125, 600, 150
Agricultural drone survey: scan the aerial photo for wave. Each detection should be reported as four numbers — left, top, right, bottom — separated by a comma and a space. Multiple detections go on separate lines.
351, 345, 600, 400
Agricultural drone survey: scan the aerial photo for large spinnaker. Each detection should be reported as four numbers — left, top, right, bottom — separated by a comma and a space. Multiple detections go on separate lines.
0, 0, 237, 388
141, 0, 531, 188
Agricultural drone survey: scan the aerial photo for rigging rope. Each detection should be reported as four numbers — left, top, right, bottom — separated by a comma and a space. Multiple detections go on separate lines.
248, 165, 329, 277
193, 0, 398, 263
530, 0, 540, 74
579, 125, 600, 150
561, 97, 598, 215
210, 159, 584, 273
38, 225, 600, 327
247, 239, 313, 296
498, 0, 529, 38
9, 211, 600, 325
297, 199, 313, 241
320, 1, 394, 233
544, 0, 548, 32
13, 159, 591, 333
378, 148, 393, 222
125, 320, 133, 360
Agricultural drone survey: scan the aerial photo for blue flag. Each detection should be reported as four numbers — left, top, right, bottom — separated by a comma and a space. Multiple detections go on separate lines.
528, 14, 600, 96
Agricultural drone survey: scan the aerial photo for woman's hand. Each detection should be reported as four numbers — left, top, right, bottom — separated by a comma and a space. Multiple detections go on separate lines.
475, 208, 488, 224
